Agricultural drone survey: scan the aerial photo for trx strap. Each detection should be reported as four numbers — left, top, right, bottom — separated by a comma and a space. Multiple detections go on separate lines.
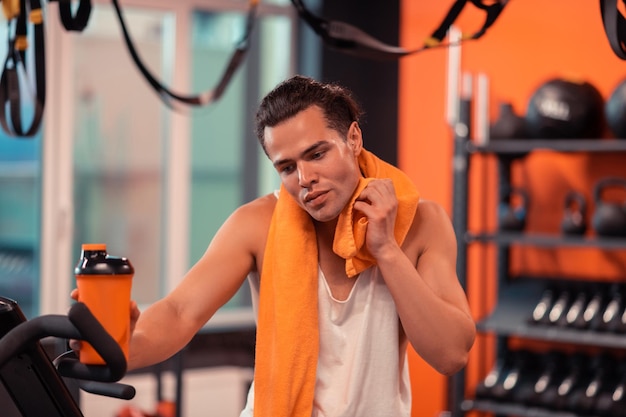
291, 0, 508, 60
0, 0, 46, 137
428, 0, 506, 44
57, 0, 92, 32
111, 0, 259, 109
600, 0, 626, 59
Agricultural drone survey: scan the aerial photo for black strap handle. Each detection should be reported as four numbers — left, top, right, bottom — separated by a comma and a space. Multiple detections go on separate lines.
291, 0, 508, 60
111, 0, 258, 109
58, 0, 92, 32
424, 0, 508, 46
600, 0, 626, 59
0, 0, 46, 138
291, 0, 413, 60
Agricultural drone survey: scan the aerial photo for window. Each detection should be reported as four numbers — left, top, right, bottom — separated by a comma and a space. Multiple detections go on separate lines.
34, 0, 296, 315
70, 5, 172, 306
188, 8, 293, 310
0, 13, 44, 318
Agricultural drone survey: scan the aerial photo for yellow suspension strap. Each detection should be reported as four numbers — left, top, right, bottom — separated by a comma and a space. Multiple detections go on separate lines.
0, 0, 46, 137
1, 0, 20, 20
111, 0, 259, 109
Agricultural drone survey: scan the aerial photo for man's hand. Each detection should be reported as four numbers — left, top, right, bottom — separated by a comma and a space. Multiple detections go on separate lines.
353, 178, 400, 258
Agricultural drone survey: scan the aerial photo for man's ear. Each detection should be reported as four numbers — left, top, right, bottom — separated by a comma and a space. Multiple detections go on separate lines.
348, 121, 363, 154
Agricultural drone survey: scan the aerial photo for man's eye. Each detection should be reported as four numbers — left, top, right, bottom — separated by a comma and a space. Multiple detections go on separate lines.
312, 151, 325, 159
280, 165, 295, 174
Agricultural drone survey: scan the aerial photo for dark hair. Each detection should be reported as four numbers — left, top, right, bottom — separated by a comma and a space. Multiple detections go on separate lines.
255, 75, 364, 152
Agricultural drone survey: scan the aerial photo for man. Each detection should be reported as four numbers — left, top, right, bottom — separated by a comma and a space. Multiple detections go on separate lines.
81, 75, 475, 416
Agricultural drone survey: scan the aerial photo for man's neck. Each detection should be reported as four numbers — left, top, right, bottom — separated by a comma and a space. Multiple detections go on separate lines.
313, 218, 338, 243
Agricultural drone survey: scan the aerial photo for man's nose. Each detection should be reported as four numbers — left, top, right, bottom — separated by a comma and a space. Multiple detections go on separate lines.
298, 162, 317, 187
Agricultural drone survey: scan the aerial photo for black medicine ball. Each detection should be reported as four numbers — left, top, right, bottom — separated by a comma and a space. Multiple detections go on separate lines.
605, 78, 626, 138
525, 78, 605, 139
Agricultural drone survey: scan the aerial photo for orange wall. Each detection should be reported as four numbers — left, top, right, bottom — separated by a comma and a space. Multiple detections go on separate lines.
399, 2, 626, 416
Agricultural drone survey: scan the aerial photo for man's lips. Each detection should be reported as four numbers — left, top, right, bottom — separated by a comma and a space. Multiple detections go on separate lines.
304, 190, 328, 205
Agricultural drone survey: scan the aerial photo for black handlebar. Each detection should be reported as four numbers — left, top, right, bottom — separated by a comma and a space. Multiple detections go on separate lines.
52, 350, 136, 400
0, 301, 135, 400
0, 302, 126, 381
61, 302, 127, 382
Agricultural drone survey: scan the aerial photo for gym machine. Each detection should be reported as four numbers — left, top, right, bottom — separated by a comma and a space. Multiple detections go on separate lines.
0, 296, 135, 417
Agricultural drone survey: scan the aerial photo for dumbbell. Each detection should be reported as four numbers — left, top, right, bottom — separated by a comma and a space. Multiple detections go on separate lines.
595, 361, 626, 417
577, 286, 606, 330
489, 349, 535, 402
563, 289, 589, 329
595, 284, 624, 333
475, 354, 510, 400
547, 287, 573, 327
540, 352, 590, 411
529, 287, 556, 325
567, 353, 613, 413
516, 350, 567, 406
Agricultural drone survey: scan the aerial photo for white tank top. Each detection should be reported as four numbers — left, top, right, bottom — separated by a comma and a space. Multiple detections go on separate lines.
240, 266, 412, 416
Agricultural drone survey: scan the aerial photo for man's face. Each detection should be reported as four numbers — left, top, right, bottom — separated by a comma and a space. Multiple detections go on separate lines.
264, 105, 362, 223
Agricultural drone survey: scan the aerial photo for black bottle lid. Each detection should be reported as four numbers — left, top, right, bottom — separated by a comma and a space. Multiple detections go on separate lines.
74, 243, 134, 276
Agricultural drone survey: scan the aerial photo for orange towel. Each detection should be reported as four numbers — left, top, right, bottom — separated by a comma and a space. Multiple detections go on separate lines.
254, 149, 419, 416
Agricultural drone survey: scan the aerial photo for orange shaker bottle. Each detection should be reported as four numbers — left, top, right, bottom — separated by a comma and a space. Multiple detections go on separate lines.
74, 243, 134, 364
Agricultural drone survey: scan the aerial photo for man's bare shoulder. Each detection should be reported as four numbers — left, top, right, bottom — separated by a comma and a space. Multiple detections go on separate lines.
414, 199, 450, 225
410, 199, 456, 252
212, 193, 277, 262
405, 199, 454, 253
227, 193, 277, 268
221, 193, 277, 244
234, 192, 277, 222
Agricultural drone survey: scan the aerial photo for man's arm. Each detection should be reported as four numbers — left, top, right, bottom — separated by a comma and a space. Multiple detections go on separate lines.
127, 195, 274, 371
355, 181, 475, 375
389, 201, 475, 375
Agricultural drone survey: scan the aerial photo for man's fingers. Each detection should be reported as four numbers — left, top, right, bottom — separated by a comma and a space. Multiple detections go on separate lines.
130, 301, 140, 321
69, 339, 82, 352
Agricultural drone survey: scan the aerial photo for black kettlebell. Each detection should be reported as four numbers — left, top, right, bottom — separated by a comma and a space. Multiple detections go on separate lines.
561, 190, 587, 235
498, 187, 529, 231
490, 102, 529, 140
592, 177, 626, 237
489, 102, 529, 159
